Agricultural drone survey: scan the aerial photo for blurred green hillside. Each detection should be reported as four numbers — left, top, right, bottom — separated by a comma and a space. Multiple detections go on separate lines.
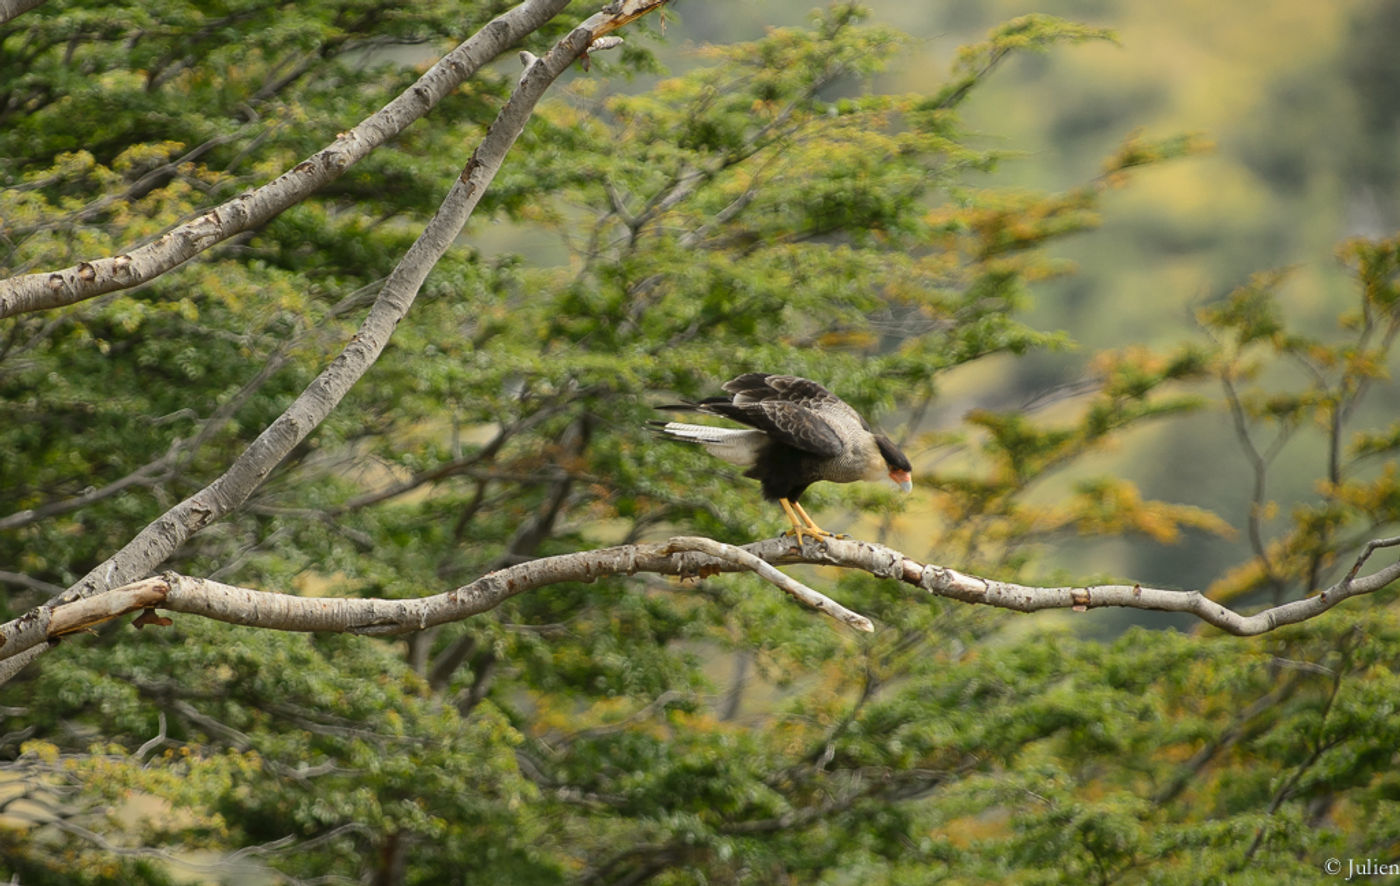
945, 0, 1400, 597
934, 0, 1398, 332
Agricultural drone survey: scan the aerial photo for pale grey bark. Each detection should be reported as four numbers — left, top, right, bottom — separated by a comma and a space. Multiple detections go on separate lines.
0, 0, 572, 319
0, 0, 44, 27
5, 532, 1397, 683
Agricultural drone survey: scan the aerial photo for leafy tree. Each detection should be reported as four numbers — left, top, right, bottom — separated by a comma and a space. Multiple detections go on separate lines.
2, 2, 1399, 884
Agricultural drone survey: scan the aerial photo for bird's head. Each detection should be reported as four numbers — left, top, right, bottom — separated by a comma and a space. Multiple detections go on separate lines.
889, 468, 913, 493
874, 434, 913, 493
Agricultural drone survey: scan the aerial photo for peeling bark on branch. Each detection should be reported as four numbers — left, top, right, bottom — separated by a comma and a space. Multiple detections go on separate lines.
3, 532, 1397, 681
0, 0, 572, 319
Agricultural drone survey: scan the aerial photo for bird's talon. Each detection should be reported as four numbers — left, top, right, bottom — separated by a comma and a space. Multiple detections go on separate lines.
785, 530, 838, 550
782, 528, 831, 548
783, 528, 812, 546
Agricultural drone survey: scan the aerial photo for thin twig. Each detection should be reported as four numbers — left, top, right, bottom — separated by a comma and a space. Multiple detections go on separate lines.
1343, 534, 1400, 586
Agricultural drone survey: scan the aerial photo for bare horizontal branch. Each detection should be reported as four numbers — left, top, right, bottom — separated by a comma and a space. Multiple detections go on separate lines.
4, 530, 1396, 677
0, 0, 572, 319
21, 536, 874, 645
900, 549, 1400, 636
47, 579, 167, 637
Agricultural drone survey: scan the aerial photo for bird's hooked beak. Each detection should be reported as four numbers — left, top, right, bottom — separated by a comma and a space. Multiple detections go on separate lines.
889, 469, 913, 494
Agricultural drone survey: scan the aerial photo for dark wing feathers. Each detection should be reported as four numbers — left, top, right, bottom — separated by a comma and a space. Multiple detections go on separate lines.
724, 373, 840, 412
725, 373, 869, 426
747, 400, 845, 458
669, 373, 855, 459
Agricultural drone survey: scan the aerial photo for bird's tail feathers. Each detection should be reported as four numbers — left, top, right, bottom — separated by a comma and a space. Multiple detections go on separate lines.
649, 421, 740, 443
649, 421, 762, 466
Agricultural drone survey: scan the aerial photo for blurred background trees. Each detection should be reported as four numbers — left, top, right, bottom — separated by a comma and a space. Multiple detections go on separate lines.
3, 1, 1399, 883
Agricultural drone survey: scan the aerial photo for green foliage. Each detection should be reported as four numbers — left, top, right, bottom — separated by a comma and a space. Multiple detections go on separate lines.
932, 14, 1116, 111
3, 2, 1400, 885
1201, 235, 1400, 603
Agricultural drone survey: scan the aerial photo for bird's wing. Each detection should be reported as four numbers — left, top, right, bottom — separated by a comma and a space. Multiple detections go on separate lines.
746, 400, 845, 457
725, 373, 866, 423
712, 374, 850, 457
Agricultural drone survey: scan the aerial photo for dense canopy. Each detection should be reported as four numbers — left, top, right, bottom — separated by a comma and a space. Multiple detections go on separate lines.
3, 1, 1400, 884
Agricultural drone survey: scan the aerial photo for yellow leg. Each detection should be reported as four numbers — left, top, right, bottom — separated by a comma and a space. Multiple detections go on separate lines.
792, 501, 842, 539
779, 498, 814, 545
779, 498, 835, 545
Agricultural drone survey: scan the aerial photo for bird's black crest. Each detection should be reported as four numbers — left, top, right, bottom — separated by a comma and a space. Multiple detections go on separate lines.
874, 434, 911, 472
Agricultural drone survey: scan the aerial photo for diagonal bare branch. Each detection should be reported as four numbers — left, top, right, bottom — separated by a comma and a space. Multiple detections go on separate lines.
0, 0, 44, 27
0, 0, 673, 687
0, 0, 572, 319
0, 277, 381, 534
0, 453, 175, 532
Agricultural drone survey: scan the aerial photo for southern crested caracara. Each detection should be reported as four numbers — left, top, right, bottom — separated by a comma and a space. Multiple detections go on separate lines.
653, 372, 914, 541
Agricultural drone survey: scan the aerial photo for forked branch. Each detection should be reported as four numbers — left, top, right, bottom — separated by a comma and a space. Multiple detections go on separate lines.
4, 532, 1397, 685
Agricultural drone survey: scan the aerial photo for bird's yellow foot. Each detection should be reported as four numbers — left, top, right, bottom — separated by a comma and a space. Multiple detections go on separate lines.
792, 501, 845, 540
782, 525, 835, 545
778, 499, 842, 545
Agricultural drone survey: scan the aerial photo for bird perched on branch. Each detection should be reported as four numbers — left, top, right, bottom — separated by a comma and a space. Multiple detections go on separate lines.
652, 372, 913, 542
